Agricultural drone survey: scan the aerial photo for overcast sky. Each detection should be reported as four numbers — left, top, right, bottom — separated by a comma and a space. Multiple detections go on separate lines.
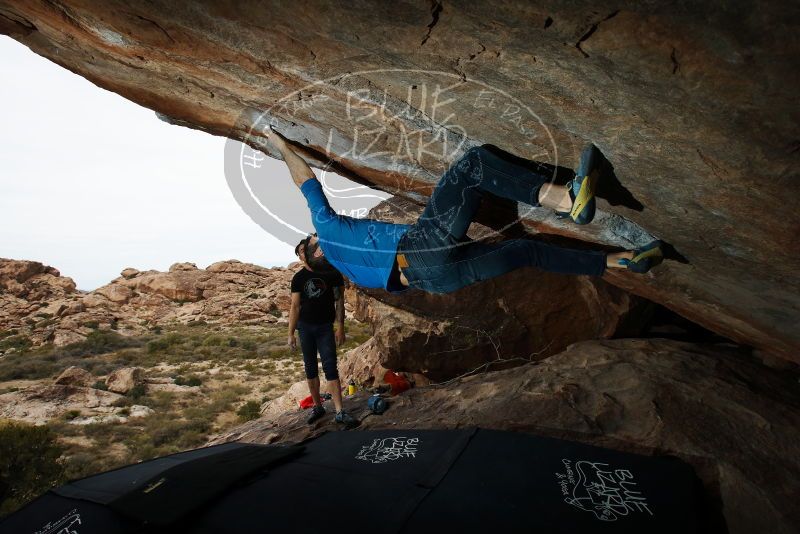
0, 37, 326, 290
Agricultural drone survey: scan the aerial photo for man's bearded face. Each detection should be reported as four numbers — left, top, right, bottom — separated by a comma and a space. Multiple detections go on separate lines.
304, 236, 337, 273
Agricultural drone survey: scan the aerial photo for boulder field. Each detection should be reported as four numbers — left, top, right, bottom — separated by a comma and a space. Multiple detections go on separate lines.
0, 258, 294, 346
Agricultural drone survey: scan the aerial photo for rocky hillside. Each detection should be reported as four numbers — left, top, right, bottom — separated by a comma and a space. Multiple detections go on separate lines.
1, 1, 797, 363
0, 258, 294, 348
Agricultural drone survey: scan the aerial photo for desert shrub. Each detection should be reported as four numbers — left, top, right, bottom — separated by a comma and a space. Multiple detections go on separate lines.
113, 349, 138, 365
234, 350, 259, 361
112, 396, 133, 407
61, 330, 139, 356
92, 380, 108, 391
64, 410, 81, 420
45, 420, 80, 439
127, 384, 146, 400
202, 334, 224, 347
0, 421, 65, 517
0, 351, 55, 380
146, 339, 169, 353
138, 391, 176, 411
182, 405, 208, 421
135, 414, 211, 450
82, 421, 120, 444
240, 362, 260, 374
82, 320, 100, 329
0, 329, 18, 340
60, 450, 119, 481
87, 361, 117, 376
206, 386, 247, 413
145, 332, 186, 355
35, 318, 56, 329
162, 332, 185, 346
174, 375, 202, 387
174, 364, 192, 375
237, 401, 261, 422
0, 334, 32, 352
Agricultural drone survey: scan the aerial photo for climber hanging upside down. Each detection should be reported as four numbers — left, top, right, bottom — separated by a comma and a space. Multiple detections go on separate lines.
264, 126, 663, 295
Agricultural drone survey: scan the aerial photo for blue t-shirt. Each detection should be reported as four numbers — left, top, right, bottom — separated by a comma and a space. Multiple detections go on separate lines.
300, 178, 410, 291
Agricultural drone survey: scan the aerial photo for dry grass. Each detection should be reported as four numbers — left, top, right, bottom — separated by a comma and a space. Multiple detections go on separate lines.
0, 319, 373, 518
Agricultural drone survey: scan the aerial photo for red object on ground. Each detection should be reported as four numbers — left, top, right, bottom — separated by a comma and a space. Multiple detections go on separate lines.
383, 370, 411, 395
299, 395, 315, 409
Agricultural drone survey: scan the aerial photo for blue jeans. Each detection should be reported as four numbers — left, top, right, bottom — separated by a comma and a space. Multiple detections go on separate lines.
397, 145, 607, 294
297, 321, 338, 380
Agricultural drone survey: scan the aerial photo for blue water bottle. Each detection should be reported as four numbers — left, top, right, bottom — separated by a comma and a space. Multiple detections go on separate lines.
367, 394, 387, 414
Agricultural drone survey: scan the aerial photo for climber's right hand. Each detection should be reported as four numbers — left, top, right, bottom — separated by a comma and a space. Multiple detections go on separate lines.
264, 124, 288, 152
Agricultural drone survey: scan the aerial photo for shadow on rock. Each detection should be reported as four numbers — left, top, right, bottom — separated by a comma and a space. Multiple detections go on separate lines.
596, 158, 644, 212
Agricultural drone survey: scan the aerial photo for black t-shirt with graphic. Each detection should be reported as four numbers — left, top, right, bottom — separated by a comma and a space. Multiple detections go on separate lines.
291, 268, 345, 324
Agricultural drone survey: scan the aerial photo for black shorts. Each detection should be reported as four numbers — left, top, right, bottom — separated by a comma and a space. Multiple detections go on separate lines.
297, 321, 338, 381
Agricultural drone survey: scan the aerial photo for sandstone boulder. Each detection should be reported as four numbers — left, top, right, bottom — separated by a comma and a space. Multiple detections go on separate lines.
81, 294, 109, 309
94, 283, 133, 304
62, 301, 86, 316
0, 384, 124, 425
105, 367, 144, 394
132, 272, 204, 302
70, 404, 154, 425
0, 259, 87, 347
50, 329, 90, 347
0, 259, 76, 302
169, 262, 198, 272
3, 2, 796, 363
120, 268, 140, 279
53, 366, 94, 388
337, 337, 387, 387
206, 260, 276, 276
0, 259, 76, 300
127, 405, 154, 418
0, 260, 44, 285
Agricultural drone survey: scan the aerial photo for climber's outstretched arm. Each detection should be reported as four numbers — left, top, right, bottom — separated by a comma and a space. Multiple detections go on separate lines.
263, 126, 316, 189
264, 126, 336, 222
